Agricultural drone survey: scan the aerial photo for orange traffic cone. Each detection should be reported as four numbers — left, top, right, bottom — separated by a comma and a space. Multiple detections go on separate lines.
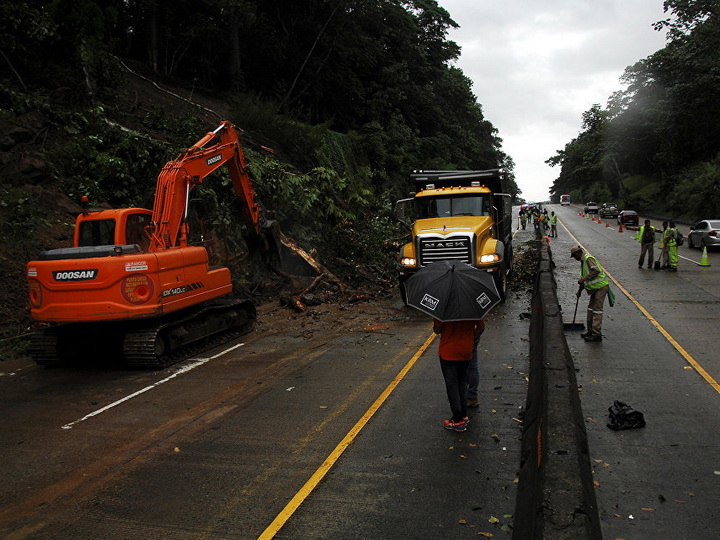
591, 215, 595, 221
598, 218, 602, 224
606, 220, 610, 228
618, 222, 624, 233
700, 246, 711, 266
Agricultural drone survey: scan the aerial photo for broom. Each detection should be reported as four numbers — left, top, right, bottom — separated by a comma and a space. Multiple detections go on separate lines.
563, 291, 585, 331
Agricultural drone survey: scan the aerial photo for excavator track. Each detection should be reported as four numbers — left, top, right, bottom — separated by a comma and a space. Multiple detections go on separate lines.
28, 299, 256, 369
123, 299, 256, 368
28, 326, 66, 368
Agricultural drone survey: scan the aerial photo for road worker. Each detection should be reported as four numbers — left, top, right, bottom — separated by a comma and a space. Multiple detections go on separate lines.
663, 221, 679, 271
571, 245, 609, 342
635, 219, 656, 268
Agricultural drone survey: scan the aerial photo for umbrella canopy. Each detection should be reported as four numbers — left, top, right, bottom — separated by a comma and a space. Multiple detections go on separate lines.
403, 260, 502, 322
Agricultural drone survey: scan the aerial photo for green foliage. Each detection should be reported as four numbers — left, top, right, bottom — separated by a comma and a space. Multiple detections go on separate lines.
667, 154, 720, 218
42, 108, 172, 207
0, 186, 48, 240
549, 4, 720, 221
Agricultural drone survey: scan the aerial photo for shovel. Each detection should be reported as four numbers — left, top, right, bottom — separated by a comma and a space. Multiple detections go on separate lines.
563, 293, 585, 331
654, 248, 664, 270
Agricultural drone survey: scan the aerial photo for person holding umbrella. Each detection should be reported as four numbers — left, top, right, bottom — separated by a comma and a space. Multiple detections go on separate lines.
403, 260, 502, 431
433, 319, 485, 431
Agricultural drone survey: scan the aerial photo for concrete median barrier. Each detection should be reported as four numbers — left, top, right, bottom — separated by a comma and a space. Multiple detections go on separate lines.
512, 238, 602, 540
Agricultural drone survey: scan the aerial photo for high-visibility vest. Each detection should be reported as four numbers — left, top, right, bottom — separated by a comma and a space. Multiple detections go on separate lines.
581, 253, 609, 291
550, 215, 557, 225
636, 225, 656, 243
664, 227, 678, 247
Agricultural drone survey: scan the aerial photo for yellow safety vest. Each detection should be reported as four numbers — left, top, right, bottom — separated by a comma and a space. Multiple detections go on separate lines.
581, 254, 609, 291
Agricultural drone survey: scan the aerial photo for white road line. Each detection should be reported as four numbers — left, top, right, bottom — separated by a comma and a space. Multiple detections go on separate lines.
61, 342, 245, 430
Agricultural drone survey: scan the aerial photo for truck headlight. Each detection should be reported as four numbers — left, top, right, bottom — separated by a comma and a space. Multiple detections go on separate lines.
401, 257, 417, 267
480, 254, 500, 263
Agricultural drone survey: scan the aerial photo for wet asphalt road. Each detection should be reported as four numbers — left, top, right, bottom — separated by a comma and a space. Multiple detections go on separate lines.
2, 208, 719, 540
551, 205, 720, 540
1, 271, 533, 539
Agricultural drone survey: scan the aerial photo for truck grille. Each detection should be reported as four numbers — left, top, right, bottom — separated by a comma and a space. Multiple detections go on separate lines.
419, 236, 472, 266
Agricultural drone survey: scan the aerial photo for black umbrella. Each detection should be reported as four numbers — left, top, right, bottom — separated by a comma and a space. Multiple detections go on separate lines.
404, 260, 502, 322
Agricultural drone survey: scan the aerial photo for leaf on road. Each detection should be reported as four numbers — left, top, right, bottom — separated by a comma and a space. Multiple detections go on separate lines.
478, 533, 494, 538
458, 519, 468, 525
490, 433, 500, 441
488, 516, 500, 524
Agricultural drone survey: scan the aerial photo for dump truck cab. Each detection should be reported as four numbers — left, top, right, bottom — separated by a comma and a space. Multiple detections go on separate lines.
397, 169, 513, 301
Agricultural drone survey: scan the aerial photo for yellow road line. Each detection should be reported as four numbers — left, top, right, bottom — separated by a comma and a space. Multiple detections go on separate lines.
257, 332, 437, 540
605, 271, 720, 394
562, 225, 720, 395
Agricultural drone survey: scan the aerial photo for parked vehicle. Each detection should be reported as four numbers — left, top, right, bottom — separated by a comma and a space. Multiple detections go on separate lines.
599, 203, 618, 219
617, 210, 639, 227
688, 220, 720, 250
584, 201, 598, 214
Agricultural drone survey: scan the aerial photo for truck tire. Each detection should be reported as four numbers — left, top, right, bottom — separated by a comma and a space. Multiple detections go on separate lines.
493, 265, 507, 301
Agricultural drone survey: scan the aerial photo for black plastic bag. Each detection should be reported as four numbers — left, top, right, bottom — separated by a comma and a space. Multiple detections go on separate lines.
607, 400, 646, 430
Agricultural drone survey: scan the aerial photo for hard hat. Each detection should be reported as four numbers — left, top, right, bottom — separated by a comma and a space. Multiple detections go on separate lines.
570, 246, 583, 257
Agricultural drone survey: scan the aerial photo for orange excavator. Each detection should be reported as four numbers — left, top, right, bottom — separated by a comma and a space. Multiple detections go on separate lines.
26, 121, 299, 367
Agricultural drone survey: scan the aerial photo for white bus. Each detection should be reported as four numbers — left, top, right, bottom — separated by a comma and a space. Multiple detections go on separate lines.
560, 194, 570, 205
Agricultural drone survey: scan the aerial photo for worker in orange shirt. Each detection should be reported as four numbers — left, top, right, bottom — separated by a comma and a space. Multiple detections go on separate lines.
433, 319, 485, 432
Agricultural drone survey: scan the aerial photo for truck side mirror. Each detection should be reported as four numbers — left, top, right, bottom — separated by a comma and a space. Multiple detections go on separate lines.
395, 198, 414, 224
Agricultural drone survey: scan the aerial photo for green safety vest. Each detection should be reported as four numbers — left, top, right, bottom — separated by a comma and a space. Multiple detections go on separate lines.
636, 225, 656, 243
550, 215, 557, 225
581, 253, 609, 291
664, 227, 677, 247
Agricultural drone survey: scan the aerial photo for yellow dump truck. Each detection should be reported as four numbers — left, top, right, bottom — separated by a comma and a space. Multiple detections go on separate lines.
397, 169, 514, 301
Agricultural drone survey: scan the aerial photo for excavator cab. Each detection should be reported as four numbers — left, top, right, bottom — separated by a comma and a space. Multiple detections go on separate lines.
75, 209, 152, 252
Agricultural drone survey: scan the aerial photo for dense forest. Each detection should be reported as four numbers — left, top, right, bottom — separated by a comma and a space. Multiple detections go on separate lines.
0, 0, 518, 346
548, 0, 720, 220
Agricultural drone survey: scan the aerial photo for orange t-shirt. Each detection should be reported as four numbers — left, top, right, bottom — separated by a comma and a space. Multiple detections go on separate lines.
434, 319, 484, 361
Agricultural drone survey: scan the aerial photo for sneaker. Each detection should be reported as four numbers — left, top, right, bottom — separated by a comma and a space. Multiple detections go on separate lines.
583, 334, 602, 342
443, 417, 470, 432
467, 398, 480, 408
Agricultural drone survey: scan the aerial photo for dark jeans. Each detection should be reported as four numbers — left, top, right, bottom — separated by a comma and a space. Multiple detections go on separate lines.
468, 347, 479, 400
439, 357, 470, 422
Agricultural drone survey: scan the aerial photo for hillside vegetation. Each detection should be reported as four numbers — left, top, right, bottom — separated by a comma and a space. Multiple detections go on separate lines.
548, 0, 720, 221
0, 1, 519, 355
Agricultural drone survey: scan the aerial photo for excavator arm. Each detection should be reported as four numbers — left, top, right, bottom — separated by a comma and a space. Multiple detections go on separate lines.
149, 121, 261, 251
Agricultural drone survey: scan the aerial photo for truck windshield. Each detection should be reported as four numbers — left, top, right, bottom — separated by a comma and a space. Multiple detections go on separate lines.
415, 194, 490, 219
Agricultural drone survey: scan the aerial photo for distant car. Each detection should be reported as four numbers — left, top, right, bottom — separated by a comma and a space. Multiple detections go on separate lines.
617, 210, 639, 227
687, 220, 720, 250
599, 203, 618, 219
584, 201, 598, 214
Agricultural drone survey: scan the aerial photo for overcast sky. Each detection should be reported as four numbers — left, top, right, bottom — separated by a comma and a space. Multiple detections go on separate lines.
437, 0, 669, 202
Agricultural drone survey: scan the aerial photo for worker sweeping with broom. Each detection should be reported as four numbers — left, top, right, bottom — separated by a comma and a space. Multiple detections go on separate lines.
570, 246, 609, 343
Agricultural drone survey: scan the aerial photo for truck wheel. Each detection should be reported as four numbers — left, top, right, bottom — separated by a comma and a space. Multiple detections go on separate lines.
493, 267, 507, 301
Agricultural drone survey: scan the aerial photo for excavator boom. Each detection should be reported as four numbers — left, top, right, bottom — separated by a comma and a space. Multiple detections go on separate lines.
150, 121, 261, 251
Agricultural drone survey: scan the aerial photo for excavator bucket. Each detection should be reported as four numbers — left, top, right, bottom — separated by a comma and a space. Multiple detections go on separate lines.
260, 220, 321, 277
